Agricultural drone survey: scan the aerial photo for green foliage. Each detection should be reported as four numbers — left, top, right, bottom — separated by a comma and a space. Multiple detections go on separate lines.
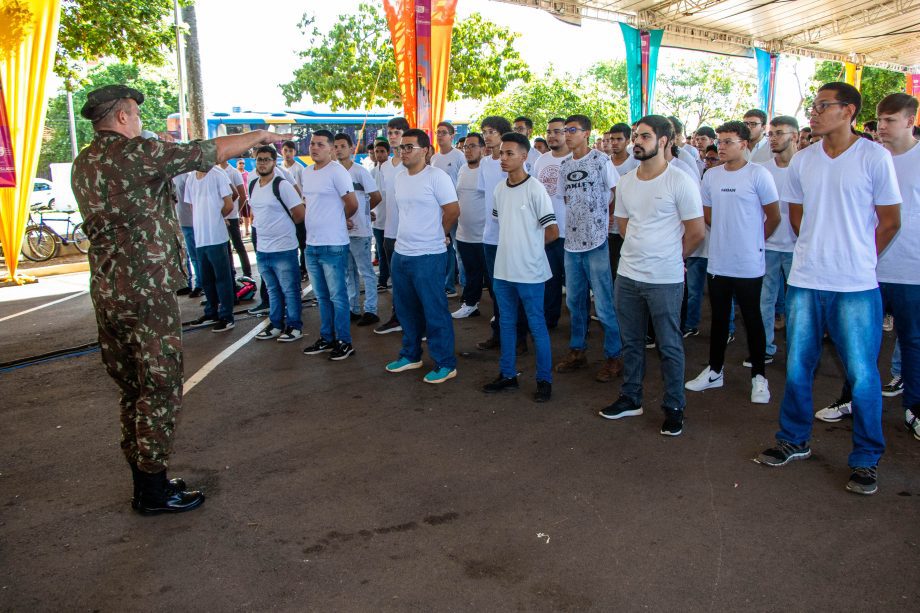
38, 63, 178, 176
810, 61, 906, 127
56, 0, 187, 84
476, 66, 628, 135
655, 57, 757, 130
280, 3, 531, 110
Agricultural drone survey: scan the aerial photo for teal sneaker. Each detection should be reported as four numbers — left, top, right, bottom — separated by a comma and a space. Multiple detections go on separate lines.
385, 357, 423, 373
423, 367, 457, 384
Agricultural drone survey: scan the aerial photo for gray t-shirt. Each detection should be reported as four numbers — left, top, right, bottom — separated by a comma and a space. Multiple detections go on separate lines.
173, 172, 192, 227
561, 149, 618, 252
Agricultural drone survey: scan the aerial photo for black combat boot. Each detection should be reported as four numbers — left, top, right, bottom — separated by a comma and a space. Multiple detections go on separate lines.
133, 468, 205, 515
129, 462, 187, 510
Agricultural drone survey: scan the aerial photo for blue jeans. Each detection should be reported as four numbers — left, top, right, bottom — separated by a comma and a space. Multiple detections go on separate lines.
445, 227, 458, 291
392, 252, 456, 369
483, 243, 527, 338
564, 242, 622, 358
684, 256, 707, 329
761, 250, 793, 355
881, 282, 920, 412
891, 339, 901, 378
373, 227, 389, 286
777, 287, 884, 467
257, 248, 302, 330
347, 236, 378, 315
494, 278, 552, 382
197, 242, 235, 322
181, 226, 202, 289
615, 275, 686, 409
305, 244, 351, 344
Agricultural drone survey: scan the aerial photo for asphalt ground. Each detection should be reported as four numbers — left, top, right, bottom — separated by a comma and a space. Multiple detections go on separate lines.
1, 271, 918, 611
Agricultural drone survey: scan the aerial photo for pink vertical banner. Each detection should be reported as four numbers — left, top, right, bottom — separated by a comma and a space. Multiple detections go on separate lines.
0, 77, 15, 188
415, 0, 432, 138
767, 54, 778, 120
639, 31, 650, 116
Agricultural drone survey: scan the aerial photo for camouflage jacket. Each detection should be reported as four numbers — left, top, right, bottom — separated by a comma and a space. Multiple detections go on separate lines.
72, 132, 217, 300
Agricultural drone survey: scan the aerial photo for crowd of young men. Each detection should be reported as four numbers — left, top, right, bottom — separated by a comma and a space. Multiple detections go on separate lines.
173, 82, 917, 497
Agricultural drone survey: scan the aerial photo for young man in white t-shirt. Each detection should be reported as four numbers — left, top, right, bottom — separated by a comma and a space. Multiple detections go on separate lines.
758, 116, 799, 361
218, 159, 252, 279
281, 140, 307, 279
743, 109, 773, 164
685, 120, 780, 403
600, 115, 704, 436
375, 117, 410, 335
334, 133, 382, 327
605, 123, 638, 289
247, 145, 306, 342
383, 129, 460, 384
185, 166, 236, 331
755, 83, 902, 497
371, 140, 391, 290
481, 132, 558, 402
298, 130, 359, 361
512, 116, 542, 169
431, 121, 465, 296
452, 132, 487, 319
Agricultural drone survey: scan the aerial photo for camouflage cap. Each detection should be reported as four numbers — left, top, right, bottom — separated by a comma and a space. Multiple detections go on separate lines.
80, 85, 145, 121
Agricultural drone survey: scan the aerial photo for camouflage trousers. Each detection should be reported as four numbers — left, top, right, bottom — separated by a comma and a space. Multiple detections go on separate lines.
92, 290, 184, 473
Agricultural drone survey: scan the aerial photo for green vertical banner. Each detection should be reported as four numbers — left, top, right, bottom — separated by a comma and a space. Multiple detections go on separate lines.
619, 23, 664, 123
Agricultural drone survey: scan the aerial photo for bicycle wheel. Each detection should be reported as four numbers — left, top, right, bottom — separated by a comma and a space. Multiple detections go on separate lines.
72, 223, 91, 254
21, 225, 59, 262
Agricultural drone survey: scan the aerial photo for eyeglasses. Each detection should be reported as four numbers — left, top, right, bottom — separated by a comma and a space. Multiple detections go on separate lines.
512, 126, 527, 133
705, 157, 719, 163
546, 129, 565, 136
398, 144, 424, 153
255, 157, 273, 163
766, 131, 795, 138
462, 144, 480, 150
715, 139, 744, 146
435, 130, 451, 136
563, 127, 586, 134
743, 121, 762, 128
806, 101, 849, 117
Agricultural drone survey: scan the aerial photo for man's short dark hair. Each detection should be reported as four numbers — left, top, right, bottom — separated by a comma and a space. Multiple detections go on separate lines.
668, 116, 684, 134
695, 126, 716, 139
334, 132, 353, 147
513, 116, 533, 129
608, 123, 631, 138
770, 115, 799, 132
481, 115, 512, 134
534, 137, 547, 145
817, 82, 862, 122
743, 109, 768, 124
255, 145, 278, 160
374, 140, 391, 153
387, 116, 411, 131
402, 128, 431, 149
437, 120, 455, 134
876, 92, 919, 118
457, 136, 466, 144
501, 131, 531, 152
282, 140, 297, 151
547, 116, 566, 125
863, 120, 878, 131
311, 129, 335, 144
705, 144, 718, 155
914, 126, 920, 139
800, 126, 812, 134
465, 132, 485, 147
716, 120, 751, 141
636, 114, 674, 142
566, 114, 591, 132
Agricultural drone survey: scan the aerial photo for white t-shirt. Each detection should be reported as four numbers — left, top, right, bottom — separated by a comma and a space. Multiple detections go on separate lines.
220, 164, 245, 219
248, 176, 302, 253
431, 147, 465, 186
701, 162, 779, 278
186, 167, 232, 248
677, 147, 702, 177
477, 156, 505, 245
174, 171, 192, 227
370, 165, 386, 230
381, 159, 403, 238
745, 138, 773, 164
561, 149, 618, 252
612, 155, 639, 177
759, 158, 796, 253
280, 162, 301, 187
526, 147, 541, 170
299, 161, 353, 246
394, 165, 458, 256
345, 162, 378, 238
876, 142, 920, 284
456, 164, 485, 243
533, 151, 571, 238
493, 176, 557, 283
784, 137, 901, 292
670, 157, 699, 184
615, 165, 704, 284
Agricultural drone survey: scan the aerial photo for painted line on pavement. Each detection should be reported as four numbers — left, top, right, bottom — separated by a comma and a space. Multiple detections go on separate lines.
0, 290, 89, 323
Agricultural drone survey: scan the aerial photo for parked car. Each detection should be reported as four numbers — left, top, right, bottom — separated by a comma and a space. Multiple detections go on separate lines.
31, 179, 55, 210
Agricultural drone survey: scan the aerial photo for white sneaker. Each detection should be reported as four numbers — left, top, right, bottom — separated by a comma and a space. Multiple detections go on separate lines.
751, 375, 770, 404
905, 409, 920, 441
255, 325, 282, 340
815, 398, 852, 423
685, 366, 724, 392
451, 303, 480, 319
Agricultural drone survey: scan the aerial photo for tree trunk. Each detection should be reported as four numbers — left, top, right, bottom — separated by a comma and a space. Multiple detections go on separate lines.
182, 3, 206, 140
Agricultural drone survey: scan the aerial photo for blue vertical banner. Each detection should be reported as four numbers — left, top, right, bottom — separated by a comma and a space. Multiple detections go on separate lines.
754, 48, 779, 120
619, 23, 664, 123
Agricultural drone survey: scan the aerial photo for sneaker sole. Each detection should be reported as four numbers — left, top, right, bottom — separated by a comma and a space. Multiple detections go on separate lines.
256, 334, 280, 341
598, 407, 643, 420
374, 327, 402, 335
845, 482, 878, 495
212, 325, 235, 333
247, 310, 269, 316
881, 389, 903, 397
685, 379, 723, 392
303, 347, 333, 355
451, 311, 480, 319
277, 336, 302, 343
815, 412, 849, 423
753, 449, 812, 466
424, 370, 457, 384
189, 321, 218, 328
386, 361, 423, 373
660, 427, 683, 436
329, 349, 355, 361
751, 394, 771, 404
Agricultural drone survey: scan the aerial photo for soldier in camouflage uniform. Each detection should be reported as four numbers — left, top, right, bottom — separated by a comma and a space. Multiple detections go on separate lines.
72, 84, 282, 514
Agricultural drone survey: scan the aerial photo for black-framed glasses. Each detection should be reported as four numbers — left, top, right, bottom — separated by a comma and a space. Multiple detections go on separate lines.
715, 139, 744, 146
398, 144, 423, 153
255, 157, 273, 163
806, 101, 849, 117
462, 144, 480, 150
435, 130, 451, 137
511, 126, 528, 133
743, 121, 762, 128
563, 127, 585, 134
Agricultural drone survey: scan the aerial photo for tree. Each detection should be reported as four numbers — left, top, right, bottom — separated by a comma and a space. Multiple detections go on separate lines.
655, 57, 758, 130
281, 3, 531, 110
38, 63, 178, 176
810, 61, 906, 127
476, 67, 628, 135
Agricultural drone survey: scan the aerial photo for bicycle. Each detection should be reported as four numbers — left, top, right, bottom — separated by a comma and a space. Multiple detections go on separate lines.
21, 211, 90, 262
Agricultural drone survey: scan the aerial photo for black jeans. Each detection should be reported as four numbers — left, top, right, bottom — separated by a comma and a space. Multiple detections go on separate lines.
296, 220, 307, 274
384, 237, 398, 321
226, 218, 252, 278
544, 237, 565, 328
456, 239, 485, 307
373, 227, 389, 286
608, 233, 624, 281
708, 274, 766, 376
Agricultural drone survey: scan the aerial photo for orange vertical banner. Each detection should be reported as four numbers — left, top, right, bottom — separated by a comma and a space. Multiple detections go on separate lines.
430, 0, 457, 148
383, 0, 417, 127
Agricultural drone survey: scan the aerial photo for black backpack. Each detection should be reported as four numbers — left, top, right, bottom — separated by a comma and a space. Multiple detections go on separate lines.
248, 176, 294, 223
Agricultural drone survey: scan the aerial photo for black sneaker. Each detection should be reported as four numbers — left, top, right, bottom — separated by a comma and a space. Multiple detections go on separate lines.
682, 328, 700, 338
482, 375, 519, 394
660, 407, 684, 436
599, 396, 643, 420
727, 333, 736, 344
446, 288, 459, 298
211, 320, 235, 333
277, 327, 303, 343
303, 338, 335, 355
374, 318, 402, 335
742, 354, 775, 367
176, 287, 191, 296
754, 440, 811, 466
350, 312, 362, 322
534, 380, 552, 403
644, 336, 656, 349
376, 283, 389, 292
247, 303, 270, 315
357, 312, 380, 326
188, 315, 218, 328
846, 466, 878, 495
882, 376, 903, 397
329, 340, 355, 361
189, 287, 204, 298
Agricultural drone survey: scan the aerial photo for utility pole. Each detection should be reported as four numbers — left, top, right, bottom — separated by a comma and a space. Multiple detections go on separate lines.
182, 2, 206, 140
66, 89, 78, 159
173, 0, 189, 141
